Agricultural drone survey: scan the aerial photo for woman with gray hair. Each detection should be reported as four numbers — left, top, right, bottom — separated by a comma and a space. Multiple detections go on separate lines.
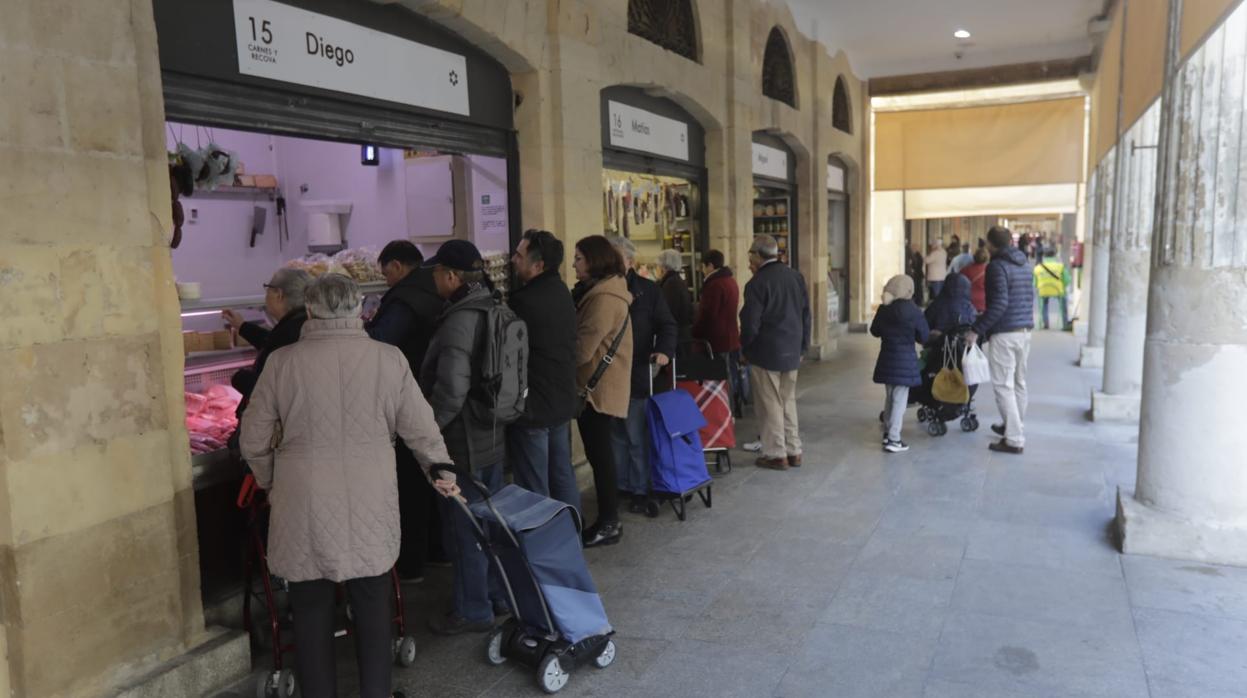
656, 249, 693, 347
223, 266, 314, 421
241, 273, 460, 698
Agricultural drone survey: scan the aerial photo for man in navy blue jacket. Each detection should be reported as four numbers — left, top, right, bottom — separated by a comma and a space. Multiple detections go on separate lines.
966, 226, 1035, 455
741, 235, 811, 470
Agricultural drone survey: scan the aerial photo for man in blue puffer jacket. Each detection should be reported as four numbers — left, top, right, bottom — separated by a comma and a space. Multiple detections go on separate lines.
965, 226, 1034, 455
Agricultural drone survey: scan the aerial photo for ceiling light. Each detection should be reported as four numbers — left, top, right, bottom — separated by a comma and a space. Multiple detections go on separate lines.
954, 29, 971, 39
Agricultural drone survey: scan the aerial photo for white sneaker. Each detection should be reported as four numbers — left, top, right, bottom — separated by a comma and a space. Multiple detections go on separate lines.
743, 440, 763, 453
883, 440, 910, 453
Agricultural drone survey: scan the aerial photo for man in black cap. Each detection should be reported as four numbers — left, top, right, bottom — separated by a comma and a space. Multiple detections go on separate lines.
420, 239, 510, 635
367, 240, 447, 584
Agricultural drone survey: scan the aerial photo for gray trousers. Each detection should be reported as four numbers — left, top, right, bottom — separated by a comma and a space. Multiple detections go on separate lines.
884, 385, 909, 442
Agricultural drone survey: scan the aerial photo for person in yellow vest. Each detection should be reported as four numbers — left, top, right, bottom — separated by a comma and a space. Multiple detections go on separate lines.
1033, 247, 1072, 331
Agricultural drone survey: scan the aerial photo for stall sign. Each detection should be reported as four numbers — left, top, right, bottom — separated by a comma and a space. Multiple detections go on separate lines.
752, 143, 788, 180
607, 101, 689, 161
232, 0, 469, 116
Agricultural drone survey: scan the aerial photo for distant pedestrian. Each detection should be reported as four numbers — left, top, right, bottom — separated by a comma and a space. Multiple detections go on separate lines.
871, 275, 931, 453
907, 244, 926, 306
925, 240, 948, 301
1033, 246, 1072, 331
959, 247, 991, 314
965, 226, 1035, 455
740, 235, 811, 470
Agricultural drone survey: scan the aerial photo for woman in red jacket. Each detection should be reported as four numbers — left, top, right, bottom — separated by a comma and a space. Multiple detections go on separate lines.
959, 247, 990, 313
693, 249, 741, 355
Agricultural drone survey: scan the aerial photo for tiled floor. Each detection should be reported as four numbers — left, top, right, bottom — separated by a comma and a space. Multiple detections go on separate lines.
220, 330, 1247, 697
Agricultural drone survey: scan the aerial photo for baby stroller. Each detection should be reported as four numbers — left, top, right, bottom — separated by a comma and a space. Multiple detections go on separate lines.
910, 327, 982, 436
236, 474, 418, 698
456, 481, 617, 694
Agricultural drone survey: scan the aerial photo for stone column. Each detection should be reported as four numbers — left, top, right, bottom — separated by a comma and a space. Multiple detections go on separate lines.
1093, 102, 1162, 421
1080, 156, 1114, 367
1117, 1, 1247, 564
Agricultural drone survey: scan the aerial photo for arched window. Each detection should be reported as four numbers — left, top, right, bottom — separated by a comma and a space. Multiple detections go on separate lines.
762, 27, 796, 108
627, 0, 699, 62
832, 76, 852, 133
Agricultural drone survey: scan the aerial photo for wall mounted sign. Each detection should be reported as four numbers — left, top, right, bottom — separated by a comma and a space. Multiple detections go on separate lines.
232, 0, 470, 116
752, 143, 788, 180
607, 100, 690, 161
827, 162, 846, 192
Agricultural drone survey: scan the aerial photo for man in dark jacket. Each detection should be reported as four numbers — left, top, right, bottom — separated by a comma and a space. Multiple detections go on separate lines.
506, 230, 580, 510
608, 236, 678, 513
741, 235, 811, 470
223, 267, 312, 421
657, 249, 694, 349
421, 239, 508, 635
966, 226, 1034, 455
366, 240, 448, 584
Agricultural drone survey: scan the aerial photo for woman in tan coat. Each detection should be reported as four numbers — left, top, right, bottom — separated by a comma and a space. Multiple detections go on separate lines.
241, 274, 459, 698
571, 235, 633, 547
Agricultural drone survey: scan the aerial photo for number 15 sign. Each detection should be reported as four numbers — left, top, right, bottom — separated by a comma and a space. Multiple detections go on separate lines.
232, 0, 470, 116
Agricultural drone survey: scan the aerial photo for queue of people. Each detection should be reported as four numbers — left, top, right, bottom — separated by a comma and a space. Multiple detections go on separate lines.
225, 230, 814, 696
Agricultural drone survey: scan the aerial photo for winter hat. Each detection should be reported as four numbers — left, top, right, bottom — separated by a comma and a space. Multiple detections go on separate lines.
881, 274, 914, 305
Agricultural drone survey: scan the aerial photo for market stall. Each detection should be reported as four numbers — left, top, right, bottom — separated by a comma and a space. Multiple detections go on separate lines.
600, 86, 708, 294
751, 133, 799, 268
153, 0, 519, 608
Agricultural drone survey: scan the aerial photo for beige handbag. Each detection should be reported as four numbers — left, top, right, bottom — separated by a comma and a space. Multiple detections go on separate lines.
932, 337, 970, 404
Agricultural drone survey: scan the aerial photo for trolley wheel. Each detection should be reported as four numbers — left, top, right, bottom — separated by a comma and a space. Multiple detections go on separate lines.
938, 421, 949, 436
879, 410, 885, 424
592, 639, 617, 669
394, 635, 417, 668
644, 500, 660, 519
917, 407, 928, 423
485, 629, 508, 666
927, 420, 943, 437
969, 416, 980, 431
537, 653, 570, 694
960, 417, 976, 432
345, 603, 353, 623
257, 669, 296, 698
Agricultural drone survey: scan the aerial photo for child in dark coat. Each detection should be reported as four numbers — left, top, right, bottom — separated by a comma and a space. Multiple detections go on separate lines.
870, 275, 931, 453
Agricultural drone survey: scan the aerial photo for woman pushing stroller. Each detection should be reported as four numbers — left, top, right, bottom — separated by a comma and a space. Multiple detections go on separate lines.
914, 274, 983, 436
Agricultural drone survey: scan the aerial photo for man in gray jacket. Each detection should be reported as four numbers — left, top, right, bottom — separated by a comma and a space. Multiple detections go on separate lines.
740, 235, 811, 471
420, 239, 508, 635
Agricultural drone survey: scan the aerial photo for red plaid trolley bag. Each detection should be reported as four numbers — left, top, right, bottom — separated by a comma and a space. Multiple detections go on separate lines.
675, 342, 735, 473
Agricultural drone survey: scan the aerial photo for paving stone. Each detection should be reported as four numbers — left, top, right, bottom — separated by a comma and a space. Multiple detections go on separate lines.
822, 569, 955, 640
776, 623, 935, 698
1123, 554, 1247, 621
931, 611, 1150, 697
948, 558, 1134, 631
851, 526, 966, 581
1133, 607, 1247, 695
635, 638, 789, 697
964, 519, 1122, 576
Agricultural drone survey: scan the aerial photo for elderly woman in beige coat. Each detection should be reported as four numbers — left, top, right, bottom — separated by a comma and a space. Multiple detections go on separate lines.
571, 235, 633, 548
241, 273, 459, 698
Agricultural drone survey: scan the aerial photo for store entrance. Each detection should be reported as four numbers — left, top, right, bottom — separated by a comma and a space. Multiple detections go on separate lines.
827, 157, 850, 324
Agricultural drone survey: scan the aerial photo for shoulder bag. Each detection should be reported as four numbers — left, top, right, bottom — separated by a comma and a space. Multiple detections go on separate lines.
574, 315, 630, 418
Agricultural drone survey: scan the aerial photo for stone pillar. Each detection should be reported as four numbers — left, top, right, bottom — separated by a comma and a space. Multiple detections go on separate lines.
1080, 156, 1114, 367
1117, 1, 1247, 564
1093, 103, 1162, 421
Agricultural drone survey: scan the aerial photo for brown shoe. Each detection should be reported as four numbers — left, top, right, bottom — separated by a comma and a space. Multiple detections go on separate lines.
755, 456, 789, 471
787, 453, 802, 467
988, 440, 1024, 455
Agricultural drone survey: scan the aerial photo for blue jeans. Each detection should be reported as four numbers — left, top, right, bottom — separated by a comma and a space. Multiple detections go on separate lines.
507, 422, 580, 512
1039, 296, 1068, 329
612, 398, 651, 496
437, 463, 504, 623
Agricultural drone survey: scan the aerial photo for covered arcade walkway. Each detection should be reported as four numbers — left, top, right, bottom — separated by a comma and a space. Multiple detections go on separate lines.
218, 330, 1247, 697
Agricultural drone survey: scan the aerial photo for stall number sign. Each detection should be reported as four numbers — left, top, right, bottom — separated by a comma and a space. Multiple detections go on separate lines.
232, 0, 470, 116
608, 101, 689, 161
752, 143, 788, 180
